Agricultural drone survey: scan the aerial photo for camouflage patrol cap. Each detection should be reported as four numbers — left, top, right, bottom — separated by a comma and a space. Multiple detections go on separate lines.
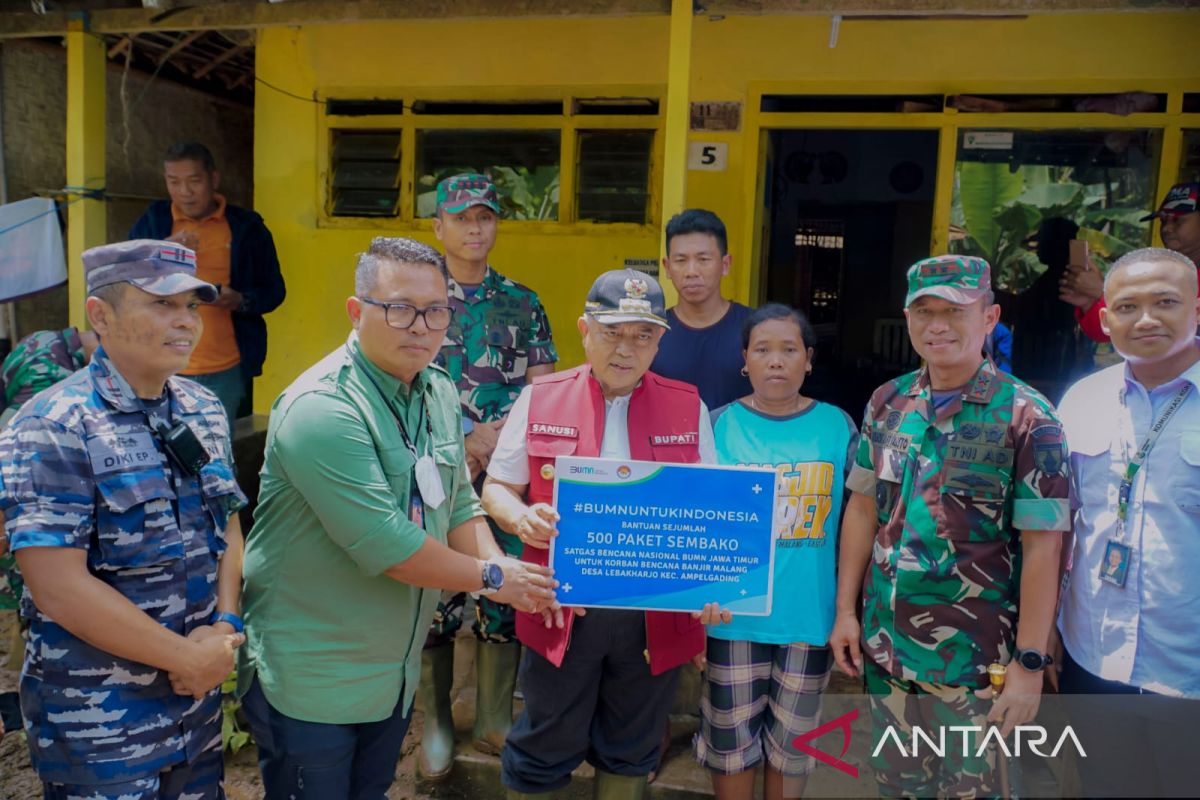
905, 254, 992, 307
584, 269, 670, 329
436, 173, 501, 215
84, 239, 217, 302
1141, 182, 1200, 221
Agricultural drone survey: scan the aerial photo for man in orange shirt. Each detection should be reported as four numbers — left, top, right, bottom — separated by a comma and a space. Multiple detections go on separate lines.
130, 142, 286, 426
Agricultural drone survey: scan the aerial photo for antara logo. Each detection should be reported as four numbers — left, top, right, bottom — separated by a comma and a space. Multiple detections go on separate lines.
791, 710, 1087, 780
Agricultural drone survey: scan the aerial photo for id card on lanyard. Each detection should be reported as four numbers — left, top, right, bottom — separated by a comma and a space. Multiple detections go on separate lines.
1106, 382, 1192, 587
361, 366, 448, 528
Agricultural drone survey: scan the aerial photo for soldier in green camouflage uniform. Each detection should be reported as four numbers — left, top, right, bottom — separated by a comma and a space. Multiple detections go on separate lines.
830, 255, 1070, 797
0, 326, 99, 664
417, 173, 557, 778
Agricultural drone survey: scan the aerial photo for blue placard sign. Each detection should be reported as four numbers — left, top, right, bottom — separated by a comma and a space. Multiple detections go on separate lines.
551, 456, 776, 615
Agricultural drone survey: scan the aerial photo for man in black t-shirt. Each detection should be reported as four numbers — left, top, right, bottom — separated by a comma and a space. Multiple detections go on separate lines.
651, 209, 753, 409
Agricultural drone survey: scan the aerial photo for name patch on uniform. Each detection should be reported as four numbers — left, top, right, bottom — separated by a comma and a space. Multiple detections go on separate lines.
870, 429, 912, 452
86, 431, 159, 476
529, 423, 578, 438
945, 443, 1013, 468
651, 433, 698, 446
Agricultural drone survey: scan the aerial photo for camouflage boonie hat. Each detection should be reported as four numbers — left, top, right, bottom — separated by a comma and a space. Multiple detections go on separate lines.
584, 269, 670, 329
905, 254, 991, 307
84, 239, 217, 302
1141, 182, 1200, 221
437, 173, 501, 215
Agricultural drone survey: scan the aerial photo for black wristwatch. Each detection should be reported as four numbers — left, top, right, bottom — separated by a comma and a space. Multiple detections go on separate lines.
480, 561, 504, 596
1014, 648, 1054, 672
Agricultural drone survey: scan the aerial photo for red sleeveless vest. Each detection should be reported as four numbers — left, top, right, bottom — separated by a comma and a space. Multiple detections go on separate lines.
516, 364, 705, 675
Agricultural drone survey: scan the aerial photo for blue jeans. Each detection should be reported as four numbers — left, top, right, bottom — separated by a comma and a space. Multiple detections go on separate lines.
240, 678, 412, 800
186, 365, 246, 431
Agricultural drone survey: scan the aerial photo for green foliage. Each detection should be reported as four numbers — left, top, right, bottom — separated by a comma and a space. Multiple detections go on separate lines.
415, 165, 560, 220
951, 161, 1151, 292
221, 673, 252, 754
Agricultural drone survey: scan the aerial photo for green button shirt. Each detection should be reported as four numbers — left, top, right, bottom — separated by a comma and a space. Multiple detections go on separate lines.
238, 334, 482, 724
846, 359, 1070, 687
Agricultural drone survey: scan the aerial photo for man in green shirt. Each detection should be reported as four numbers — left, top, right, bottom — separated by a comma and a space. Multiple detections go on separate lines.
237, 237, 556, 800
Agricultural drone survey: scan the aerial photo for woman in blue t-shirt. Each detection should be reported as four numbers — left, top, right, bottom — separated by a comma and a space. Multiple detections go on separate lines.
696, 303, 857, 800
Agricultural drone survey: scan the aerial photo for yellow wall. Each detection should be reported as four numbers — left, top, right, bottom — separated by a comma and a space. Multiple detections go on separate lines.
254, 11, 1199, 408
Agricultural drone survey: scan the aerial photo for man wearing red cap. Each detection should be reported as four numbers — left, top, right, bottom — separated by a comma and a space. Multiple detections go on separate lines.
1061, 181, 1200, 342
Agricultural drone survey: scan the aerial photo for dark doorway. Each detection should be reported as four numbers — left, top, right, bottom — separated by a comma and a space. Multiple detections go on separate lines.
761, 129, 939, 416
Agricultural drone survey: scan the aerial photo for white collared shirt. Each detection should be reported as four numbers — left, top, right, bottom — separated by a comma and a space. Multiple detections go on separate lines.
1057, 352, 1200, 697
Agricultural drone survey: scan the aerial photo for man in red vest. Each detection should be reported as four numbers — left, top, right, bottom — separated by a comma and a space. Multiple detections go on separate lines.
481, 269, 730, 799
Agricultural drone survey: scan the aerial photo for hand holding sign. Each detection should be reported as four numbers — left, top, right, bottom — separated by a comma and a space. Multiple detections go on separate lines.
516, 503, 560, 549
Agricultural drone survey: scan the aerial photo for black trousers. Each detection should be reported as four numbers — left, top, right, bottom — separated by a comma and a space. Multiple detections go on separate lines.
1060, 647, 1200, 798
501, 609, 680, 793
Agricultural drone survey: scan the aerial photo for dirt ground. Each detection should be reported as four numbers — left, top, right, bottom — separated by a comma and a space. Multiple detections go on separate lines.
0, 612, 483, 800
0, 612, 868, 800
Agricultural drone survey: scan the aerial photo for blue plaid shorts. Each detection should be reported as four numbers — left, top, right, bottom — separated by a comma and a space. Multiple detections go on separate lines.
695, 638, 832, 776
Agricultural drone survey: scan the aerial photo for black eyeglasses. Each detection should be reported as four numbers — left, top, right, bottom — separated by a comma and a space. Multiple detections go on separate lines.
358, 297, 454, 331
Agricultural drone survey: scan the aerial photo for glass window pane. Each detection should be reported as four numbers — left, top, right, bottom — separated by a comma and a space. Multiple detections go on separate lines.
1180, 129, 1200, 184
951, 128, 1160, 288
331, 130, 401, 217
950, 128, 1161, 398
576, 130, 653, 224
415, 129, 560, 220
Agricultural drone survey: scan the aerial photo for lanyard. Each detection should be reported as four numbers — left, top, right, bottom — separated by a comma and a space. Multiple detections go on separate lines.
361, 365, 433, 462
1116, 382, 1191, 525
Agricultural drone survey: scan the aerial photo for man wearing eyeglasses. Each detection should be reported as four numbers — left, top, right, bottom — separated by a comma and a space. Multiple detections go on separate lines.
236, 237, 557, 799
415, 173, 559, 778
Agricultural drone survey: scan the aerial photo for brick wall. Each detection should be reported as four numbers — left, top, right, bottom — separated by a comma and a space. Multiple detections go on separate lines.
0, 39, 254, 340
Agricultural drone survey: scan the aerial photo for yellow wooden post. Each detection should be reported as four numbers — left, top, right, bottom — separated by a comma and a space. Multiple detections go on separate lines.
66, 19, 106, 328
659, 0, 692, 300
929, 114, 959, 258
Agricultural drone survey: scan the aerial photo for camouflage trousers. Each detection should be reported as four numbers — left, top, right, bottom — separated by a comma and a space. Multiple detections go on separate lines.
424, 522, 521, 649
865, 661, 997, 798
40, 744, 223, 800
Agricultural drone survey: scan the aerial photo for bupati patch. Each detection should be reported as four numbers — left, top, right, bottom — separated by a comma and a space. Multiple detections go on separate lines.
86, 431, 160, 475
529, 423, 578, 438
651, 433, 698, 446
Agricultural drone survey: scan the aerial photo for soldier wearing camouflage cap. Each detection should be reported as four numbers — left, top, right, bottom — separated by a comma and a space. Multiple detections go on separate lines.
0, 239, 248, 798
829, 255, 1070, 796
417, 173, 559, 777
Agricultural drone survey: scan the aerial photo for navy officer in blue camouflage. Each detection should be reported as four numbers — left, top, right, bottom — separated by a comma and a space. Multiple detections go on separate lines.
0, 239, 248, 800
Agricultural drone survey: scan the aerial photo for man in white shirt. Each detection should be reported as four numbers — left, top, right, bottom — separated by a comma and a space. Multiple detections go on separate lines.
1056, 246, 1200, 797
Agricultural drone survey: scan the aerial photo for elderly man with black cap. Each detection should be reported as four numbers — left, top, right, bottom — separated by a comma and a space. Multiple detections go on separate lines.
481, 269, 731, 800
0, 240, 248, 800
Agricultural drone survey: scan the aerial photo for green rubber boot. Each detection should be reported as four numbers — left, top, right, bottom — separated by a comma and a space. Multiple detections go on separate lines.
594, 770, 648, 800
417, 643, 456, 781
473, 641, 520, 755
